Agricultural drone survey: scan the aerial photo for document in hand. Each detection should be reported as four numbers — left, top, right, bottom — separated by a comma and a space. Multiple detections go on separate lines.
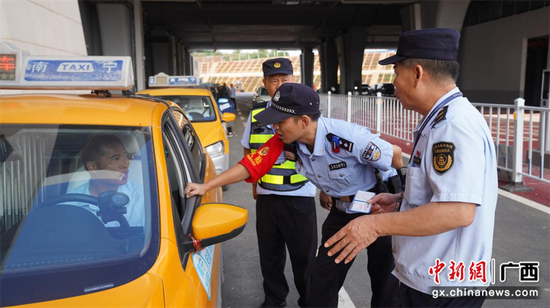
349, 190, 376, 214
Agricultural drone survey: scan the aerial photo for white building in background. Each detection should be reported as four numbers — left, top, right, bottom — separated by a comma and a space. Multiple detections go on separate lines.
0, 0, 87, 95
0, 0, 86, 56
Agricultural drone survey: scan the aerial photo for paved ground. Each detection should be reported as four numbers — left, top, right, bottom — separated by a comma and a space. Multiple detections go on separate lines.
220, 93, 550, 308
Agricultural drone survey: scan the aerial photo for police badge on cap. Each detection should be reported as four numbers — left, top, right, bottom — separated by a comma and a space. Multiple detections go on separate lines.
262, 58, 293, 76
255, 83, 319, 125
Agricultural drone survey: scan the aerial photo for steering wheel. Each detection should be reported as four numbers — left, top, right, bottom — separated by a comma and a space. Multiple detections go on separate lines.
36, 193, 129, 228
188, 112, 204, 120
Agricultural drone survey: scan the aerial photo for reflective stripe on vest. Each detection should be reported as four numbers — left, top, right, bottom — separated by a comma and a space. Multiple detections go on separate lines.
249, 104, 307, 191
261, 174, 309, 185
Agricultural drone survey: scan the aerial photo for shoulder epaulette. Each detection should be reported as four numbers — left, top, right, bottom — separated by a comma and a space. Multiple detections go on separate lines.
325, 133, 354, 152
432, 106, 449, 128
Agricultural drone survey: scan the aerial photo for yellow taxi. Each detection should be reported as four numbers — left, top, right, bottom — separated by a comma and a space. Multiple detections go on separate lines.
0, 42, 247, 307
138, 74, 236, 176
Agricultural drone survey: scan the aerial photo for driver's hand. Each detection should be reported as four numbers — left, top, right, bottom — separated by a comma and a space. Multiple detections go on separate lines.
185, 182, 207, 198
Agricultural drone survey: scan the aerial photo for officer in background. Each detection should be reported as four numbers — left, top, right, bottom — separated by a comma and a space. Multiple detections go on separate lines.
241, 58, 317, 308
325, 28, 498, 308
185, 83, 403, 308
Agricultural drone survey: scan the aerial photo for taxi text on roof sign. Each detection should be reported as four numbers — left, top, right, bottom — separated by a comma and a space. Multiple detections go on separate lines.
149, 72, 199, 87
0, 41, 134, 90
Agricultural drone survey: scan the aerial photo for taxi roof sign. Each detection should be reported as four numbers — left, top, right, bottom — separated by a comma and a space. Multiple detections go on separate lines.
149, 73, 199, 87
0, 41, 134, 90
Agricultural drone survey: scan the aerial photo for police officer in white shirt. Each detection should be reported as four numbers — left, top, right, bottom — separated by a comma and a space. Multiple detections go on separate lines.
252, 83, 403, 308
185, 82, 404, 307
325, 28, 498, 308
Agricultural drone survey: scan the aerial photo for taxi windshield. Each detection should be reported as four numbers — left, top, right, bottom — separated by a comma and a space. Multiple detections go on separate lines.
157, 95, 217, 122
0, 125, 159, 306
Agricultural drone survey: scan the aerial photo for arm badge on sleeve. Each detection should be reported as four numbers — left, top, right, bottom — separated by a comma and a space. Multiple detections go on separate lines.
362, 142, 381, 161
432, 142, 454, 174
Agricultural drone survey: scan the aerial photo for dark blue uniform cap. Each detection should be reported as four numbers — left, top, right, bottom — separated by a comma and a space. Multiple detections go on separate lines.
254, 83, 319, 125
262, 58, 294, 76
379, 28, 460, 65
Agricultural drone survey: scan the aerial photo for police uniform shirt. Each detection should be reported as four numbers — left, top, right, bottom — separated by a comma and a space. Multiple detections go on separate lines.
68, 180, 146, 227
393, 88, 498, 294
241, 103, 316, 197
294, 116, 394, 197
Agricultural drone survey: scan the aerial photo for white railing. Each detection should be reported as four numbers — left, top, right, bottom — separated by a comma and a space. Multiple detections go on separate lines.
319, 92, 550, 187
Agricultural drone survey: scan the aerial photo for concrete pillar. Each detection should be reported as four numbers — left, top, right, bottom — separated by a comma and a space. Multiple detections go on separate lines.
96, 3, 132, 57
133, 0, 145, 91
337, 27, 366, 94
400, 3, 422, 32
184, 48, 193, 75
176, 42, 184, 75
301, 47, 314, 87
420, 0, 470, 32
78, 1, 102, 55
320, 38, 338, 93
151, 42, 171, 75
96, 3, 134, 92
170, 35, 178, 75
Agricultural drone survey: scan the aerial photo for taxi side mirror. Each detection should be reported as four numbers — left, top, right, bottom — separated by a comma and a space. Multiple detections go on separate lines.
189, 203, 248, 250
222, 113, 236, 122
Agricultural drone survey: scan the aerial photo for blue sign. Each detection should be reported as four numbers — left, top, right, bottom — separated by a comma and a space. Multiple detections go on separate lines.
149, 77, 155, 85
192, 245, 215, 300
168, 76, 198, 85
24, 60, 123, 82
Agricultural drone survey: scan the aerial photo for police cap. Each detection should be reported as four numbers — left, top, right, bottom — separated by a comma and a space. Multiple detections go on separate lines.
379, 28, 460, 65
254, 83, 319, 125
262, 58, 293, 77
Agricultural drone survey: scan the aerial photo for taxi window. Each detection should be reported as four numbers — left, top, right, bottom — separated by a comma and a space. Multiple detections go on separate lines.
0, 125, 159, 306
158, 95, 217, 122
171, 109, 205, 179
161, 115, 203, 267
260, 87, 269, 96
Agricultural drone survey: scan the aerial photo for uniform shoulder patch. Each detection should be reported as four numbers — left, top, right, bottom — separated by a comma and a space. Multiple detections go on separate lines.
325, 133, 354, 152
432, 106, 448, 128
432, 142, 454, 175
362, 142, 381, 161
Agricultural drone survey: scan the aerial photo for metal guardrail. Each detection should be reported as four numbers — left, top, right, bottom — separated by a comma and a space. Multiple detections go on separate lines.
319, 92, 550, 187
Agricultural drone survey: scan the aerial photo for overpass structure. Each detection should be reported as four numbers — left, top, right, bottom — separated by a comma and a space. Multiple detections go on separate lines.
0, 0, 550, 158
1, 0, 549, 105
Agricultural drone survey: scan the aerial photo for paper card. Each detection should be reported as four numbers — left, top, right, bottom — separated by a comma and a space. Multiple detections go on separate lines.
349, 190, 376, 214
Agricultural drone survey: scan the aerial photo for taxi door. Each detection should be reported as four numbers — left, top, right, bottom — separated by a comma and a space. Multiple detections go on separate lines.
155, 107, 223, 307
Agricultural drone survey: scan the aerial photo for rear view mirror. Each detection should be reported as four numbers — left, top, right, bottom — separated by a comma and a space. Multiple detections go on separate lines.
190, 203, 248, 250
222, 113, 236, 122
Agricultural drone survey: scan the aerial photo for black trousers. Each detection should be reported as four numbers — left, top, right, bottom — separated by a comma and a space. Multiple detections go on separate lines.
256, 194, 318, 307
399, 283, 486, 308
308, 206, 400, 308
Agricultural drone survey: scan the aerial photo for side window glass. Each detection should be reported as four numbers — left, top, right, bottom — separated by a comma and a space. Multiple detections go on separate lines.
162, 126, 188, 222
171, 109, 204, 180
162, 115, 201, 267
